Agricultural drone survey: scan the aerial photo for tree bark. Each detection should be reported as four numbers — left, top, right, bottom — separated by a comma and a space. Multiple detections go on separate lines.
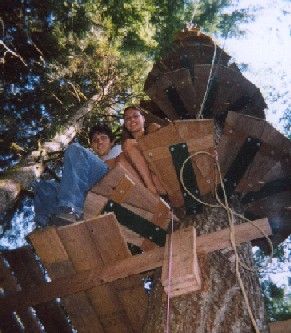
142, 206, 269, 333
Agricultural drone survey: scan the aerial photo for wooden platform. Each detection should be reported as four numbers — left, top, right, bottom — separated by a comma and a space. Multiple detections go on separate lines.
0, 218, 271, 325
28, 213, 147, 333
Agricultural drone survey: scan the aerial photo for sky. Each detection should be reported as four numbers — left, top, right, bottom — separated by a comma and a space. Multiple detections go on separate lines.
218, 0, 291, 292
220, 0, 291, 133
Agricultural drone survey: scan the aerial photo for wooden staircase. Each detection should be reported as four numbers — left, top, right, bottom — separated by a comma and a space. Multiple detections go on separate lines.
0, 28, 290, 333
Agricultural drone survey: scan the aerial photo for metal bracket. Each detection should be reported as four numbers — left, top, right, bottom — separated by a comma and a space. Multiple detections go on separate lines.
219, 136, 262, 197
165, 86, 191, 119
169, 143, 202, 215
241, 177, 291, 205
102, 201, 167, 247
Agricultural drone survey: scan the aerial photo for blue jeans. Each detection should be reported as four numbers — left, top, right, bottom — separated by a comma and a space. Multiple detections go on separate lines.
34, 143, 109, 226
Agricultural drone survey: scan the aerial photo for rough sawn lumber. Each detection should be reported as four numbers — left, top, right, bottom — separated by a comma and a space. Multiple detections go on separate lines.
0, 218, 271, 312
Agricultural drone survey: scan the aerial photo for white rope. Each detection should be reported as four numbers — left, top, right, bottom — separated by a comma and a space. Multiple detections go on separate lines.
196, 43, 217, 119
179, 150, 274, 333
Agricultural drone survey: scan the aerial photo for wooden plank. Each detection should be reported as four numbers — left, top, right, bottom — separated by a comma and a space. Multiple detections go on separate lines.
4, 247, 71, 333
191, 64, 266, 118
86, 213, 131, 264
161, 227, 201, 298
2, 219, 271, 311
91, 164, 164, 214
56, 215, 133, 333
29, 225, 104, 333
245, 192, 291, 218
85, 214, 133, 333
217, 112, 266, 179
218, 112, 291, 193
269, 319, 291, 333
87, 285, 130, 333
83, 192, 108, 220
238, 121, 291, 192
57, 221, 104, 271
146, 75, 178, 120
28, 227, 69, 269
110, 175, 135, 204
197, 218, 271, 253
164, 68, 198, 118
0, 254, 25, 333
116, 276, 148, 333
139, 119, 217, 207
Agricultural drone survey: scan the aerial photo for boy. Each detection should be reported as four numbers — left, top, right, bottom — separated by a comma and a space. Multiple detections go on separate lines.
34, 124, 121, 226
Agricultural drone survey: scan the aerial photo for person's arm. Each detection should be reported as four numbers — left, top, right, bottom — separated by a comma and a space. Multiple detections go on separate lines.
122, 139, 159, 194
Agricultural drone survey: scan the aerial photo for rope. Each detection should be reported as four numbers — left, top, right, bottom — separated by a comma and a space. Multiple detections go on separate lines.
165, 210, 174, 333
179, 150, 274, 333
196, 43, 217, 119
179, 150, 273, 259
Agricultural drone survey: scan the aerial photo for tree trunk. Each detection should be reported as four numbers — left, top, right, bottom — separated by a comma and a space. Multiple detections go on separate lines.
142, 206, 269, 333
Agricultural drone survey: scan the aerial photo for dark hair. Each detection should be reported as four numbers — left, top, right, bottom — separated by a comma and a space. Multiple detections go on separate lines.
89, 124, 115, 143
122, 105, 147, 143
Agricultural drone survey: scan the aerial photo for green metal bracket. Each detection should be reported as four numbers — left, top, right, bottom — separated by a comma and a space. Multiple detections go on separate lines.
102, 200, 167, 247
169, 142, 202, 215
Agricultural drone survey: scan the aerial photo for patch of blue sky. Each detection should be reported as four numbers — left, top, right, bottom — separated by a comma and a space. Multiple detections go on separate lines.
218, 0, 291, 133
47, 12, 56, 28
0, 198, 35, 250
0, 154, 15, 161
24, 74, 41, 91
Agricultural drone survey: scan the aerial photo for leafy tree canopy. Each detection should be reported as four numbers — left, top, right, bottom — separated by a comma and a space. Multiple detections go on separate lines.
0, 0, 250, 172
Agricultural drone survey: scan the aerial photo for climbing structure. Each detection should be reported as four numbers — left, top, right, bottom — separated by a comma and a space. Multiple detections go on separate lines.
0, 28, 290, 333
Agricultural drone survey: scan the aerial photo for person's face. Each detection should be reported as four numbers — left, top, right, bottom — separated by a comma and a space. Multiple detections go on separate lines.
124, 108, 145, 134
90, 132, 113, 157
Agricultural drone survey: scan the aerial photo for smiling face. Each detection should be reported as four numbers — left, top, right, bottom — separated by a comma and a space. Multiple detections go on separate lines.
90, 132, 114, 158
124, 107, 145, 139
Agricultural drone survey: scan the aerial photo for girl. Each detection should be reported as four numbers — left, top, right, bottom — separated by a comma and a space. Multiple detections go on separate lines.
121, 106, 165, 195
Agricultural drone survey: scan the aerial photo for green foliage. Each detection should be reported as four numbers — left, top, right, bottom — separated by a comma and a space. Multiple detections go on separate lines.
192, 0, 252, 37
1, 0, 250, 172
262, 280, 291, 322
254, 241, 291, 322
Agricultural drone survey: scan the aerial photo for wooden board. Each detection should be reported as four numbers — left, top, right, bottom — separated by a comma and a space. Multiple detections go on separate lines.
29, 214, 141, 333
244, 192, 291, 218
269, 319, 291, 333
29, 225, 104, 333
138, 119, 217, 207
146, 68, 198, 120
3, 247, 71, 333
1, 219, 272, 313
91, 164, 168, 214
0, 254, 29, 333
190, 64, 266, 118
83, 192, 168, 249
144, 42, 230, 92
218, 112, 291, 194
140, 100, 171, 123
161, 227, 201, 298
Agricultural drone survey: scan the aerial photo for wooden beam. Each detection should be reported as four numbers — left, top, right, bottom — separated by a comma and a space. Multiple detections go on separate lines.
196, 217, 271, 253
0, 218, 271, 312
269, 319, 291, 333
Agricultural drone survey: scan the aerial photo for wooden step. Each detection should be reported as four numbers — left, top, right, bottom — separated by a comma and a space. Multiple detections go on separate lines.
161, 227, 201, 298
138, 119, 217, 208
146, 68, 198, 120
28, 214, 136, 333
217, 112, 291, 195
